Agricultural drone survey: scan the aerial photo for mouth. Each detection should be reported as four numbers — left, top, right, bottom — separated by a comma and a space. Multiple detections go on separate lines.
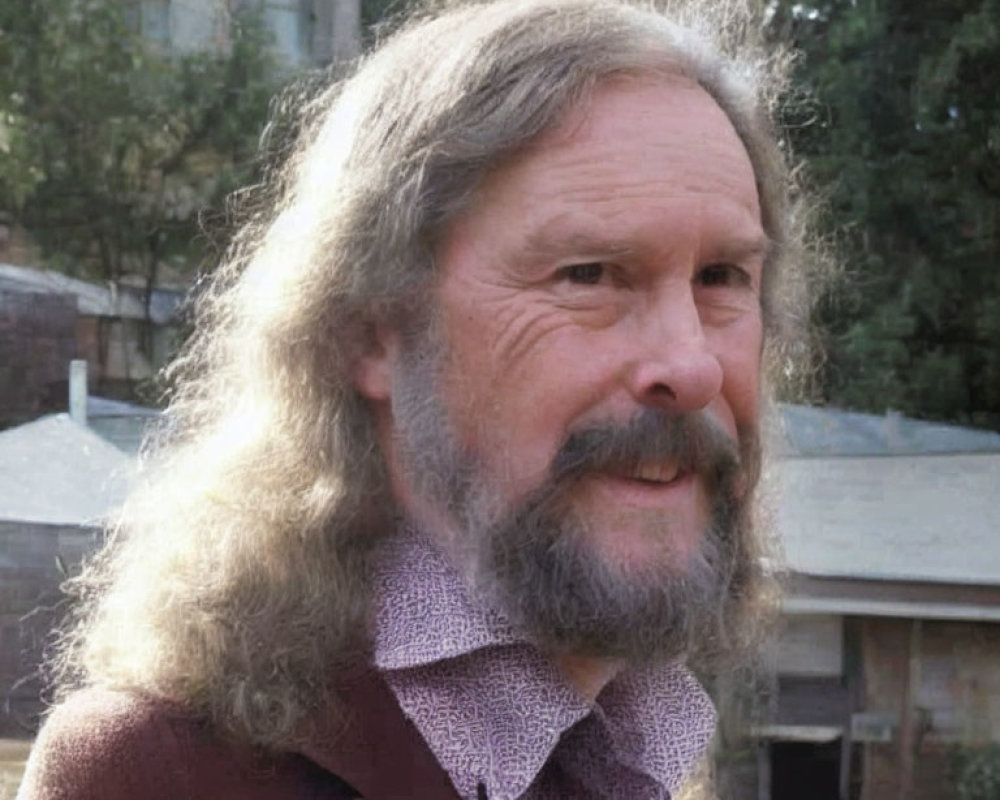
609, 459, 686, 486
579, 458, 700, 515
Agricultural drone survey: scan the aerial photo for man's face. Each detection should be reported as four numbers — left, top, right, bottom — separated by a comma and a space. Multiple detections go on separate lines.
361, 77, 766, 659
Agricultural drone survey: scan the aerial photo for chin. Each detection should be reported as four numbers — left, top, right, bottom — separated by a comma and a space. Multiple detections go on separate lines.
573, 495, 711, 578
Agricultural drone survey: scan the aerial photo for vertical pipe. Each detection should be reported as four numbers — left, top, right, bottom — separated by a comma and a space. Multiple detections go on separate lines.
840, 617, 861, 800
69, 359, 87, 425
897, 619, 922, 800
758, 740, 771, 800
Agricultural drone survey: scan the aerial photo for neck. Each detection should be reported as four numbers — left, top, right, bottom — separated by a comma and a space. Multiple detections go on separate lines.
553, 653, 624, 704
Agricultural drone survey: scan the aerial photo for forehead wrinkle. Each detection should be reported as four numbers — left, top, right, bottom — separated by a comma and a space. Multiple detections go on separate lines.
521, 145, 758, 209
545, 165, 759, 214
518, 113, 761, 217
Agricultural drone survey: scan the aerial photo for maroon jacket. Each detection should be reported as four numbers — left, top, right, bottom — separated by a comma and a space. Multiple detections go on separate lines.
18, 671, 463, 800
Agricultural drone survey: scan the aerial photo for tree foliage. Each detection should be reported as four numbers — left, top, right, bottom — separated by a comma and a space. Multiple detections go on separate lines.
5, 0, 998, 428
950, 743, 1000, 800
770, 0, 1000, 429
0, 0, 280, 291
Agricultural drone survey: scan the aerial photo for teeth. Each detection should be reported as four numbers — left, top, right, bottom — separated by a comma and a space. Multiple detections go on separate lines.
632, 461, 680, 483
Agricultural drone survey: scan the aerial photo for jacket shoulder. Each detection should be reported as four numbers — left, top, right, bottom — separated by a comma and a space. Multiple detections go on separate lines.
17, 687, 357, 800
17, 687, 198, 800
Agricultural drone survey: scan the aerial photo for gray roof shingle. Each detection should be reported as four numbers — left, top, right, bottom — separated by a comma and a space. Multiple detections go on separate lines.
776, 403, 1000, 457
775, 452, 1000, 585
0, 413, 133, 526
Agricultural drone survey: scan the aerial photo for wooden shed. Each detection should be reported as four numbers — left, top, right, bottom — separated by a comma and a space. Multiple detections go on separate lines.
752, 407, 1000, 800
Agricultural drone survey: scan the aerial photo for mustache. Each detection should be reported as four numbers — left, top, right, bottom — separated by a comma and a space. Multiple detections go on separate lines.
549, 410, 741, 489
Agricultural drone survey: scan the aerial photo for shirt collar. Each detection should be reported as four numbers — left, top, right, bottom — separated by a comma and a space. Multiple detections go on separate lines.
371, 528, 520, 669
372, 530, 717, 799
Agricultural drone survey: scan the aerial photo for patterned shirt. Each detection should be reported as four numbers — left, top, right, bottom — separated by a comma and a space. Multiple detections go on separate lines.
371, 530, 717, 800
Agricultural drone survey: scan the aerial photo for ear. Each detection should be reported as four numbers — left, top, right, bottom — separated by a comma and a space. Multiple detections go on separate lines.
353, 322, 398, 401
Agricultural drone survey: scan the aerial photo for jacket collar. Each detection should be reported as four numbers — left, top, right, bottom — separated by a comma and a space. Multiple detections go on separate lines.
299, 667, 462, 800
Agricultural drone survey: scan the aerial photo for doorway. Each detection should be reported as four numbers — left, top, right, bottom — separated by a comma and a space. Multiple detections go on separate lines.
770, 740, 841, 800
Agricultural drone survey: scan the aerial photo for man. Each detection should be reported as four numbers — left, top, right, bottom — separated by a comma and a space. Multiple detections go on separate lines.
19, 1, 809, 798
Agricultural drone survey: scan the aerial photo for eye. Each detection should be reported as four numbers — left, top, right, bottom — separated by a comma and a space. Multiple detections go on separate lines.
695, 263, 752, 288
559, 262, 606, 285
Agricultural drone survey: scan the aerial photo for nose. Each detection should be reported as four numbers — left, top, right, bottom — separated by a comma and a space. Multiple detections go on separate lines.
625, 290, 724, 413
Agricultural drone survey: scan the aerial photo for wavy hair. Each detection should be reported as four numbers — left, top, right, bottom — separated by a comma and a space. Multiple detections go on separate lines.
53, 0, 817, 750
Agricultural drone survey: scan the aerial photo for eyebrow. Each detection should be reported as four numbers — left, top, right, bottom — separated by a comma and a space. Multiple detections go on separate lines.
522, 226, 774, 264
711, 235, 774, 263
522, 228, 636, 262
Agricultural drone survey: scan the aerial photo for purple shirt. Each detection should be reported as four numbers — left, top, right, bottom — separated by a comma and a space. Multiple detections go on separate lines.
371, 531, 717, 800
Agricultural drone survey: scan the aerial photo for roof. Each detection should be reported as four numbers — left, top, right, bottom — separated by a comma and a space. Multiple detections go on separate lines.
0, 413, 133, 526
87, 396, 160, 418
776, 403, 1000, 456
87, 396, 160, 454
0, 262, 182, 325
776, 452, 1000, 585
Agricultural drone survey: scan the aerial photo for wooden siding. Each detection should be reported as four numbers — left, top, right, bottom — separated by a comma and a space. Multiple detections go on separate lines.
859, 617, 1000, 800
0, 521, 97, 735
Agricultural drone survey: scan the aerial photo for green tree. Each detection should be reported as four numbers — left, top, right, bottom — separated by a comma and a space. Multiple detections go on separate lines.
770, 0, 1000, 429
949, 743, 1000, 800
0, 0, 280, 295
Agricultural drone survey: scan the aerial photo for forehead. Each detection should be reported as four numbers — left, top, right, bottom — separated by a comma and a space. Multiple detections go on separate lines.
451, 76, 762, 251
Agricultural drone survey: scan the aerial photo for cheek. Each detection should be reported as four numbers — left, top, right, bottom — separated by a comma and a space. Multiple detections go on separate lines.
438, 321, 611, 493
439, 292, 585, 418
716, 318, 764, 424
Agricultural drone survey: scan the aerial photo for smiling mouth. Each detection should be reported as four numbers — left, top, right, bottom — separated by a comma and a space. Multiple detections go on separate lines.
607, 460, 686, 486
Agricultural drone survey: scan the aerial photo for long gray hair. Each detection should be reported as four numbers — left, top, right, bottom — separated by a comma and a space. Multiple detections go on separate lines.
54, 0, 812, 750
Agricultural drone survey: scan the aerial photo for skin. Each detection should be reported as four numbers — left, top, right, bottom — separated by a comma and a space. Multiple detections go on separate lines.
357, 76, 766, 702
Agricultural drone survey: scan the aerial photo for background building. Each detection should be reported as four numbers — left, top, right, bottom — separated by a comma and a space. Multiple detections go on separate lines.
0, 411, 132, 735
0, 263, 183, 425
132, 0, 361, 66
750, 407, 1000, 800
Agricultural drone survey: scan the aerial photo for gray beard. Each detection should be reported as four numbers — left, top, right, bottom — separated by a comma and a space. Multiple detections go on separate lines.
390, 328, 758, 665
